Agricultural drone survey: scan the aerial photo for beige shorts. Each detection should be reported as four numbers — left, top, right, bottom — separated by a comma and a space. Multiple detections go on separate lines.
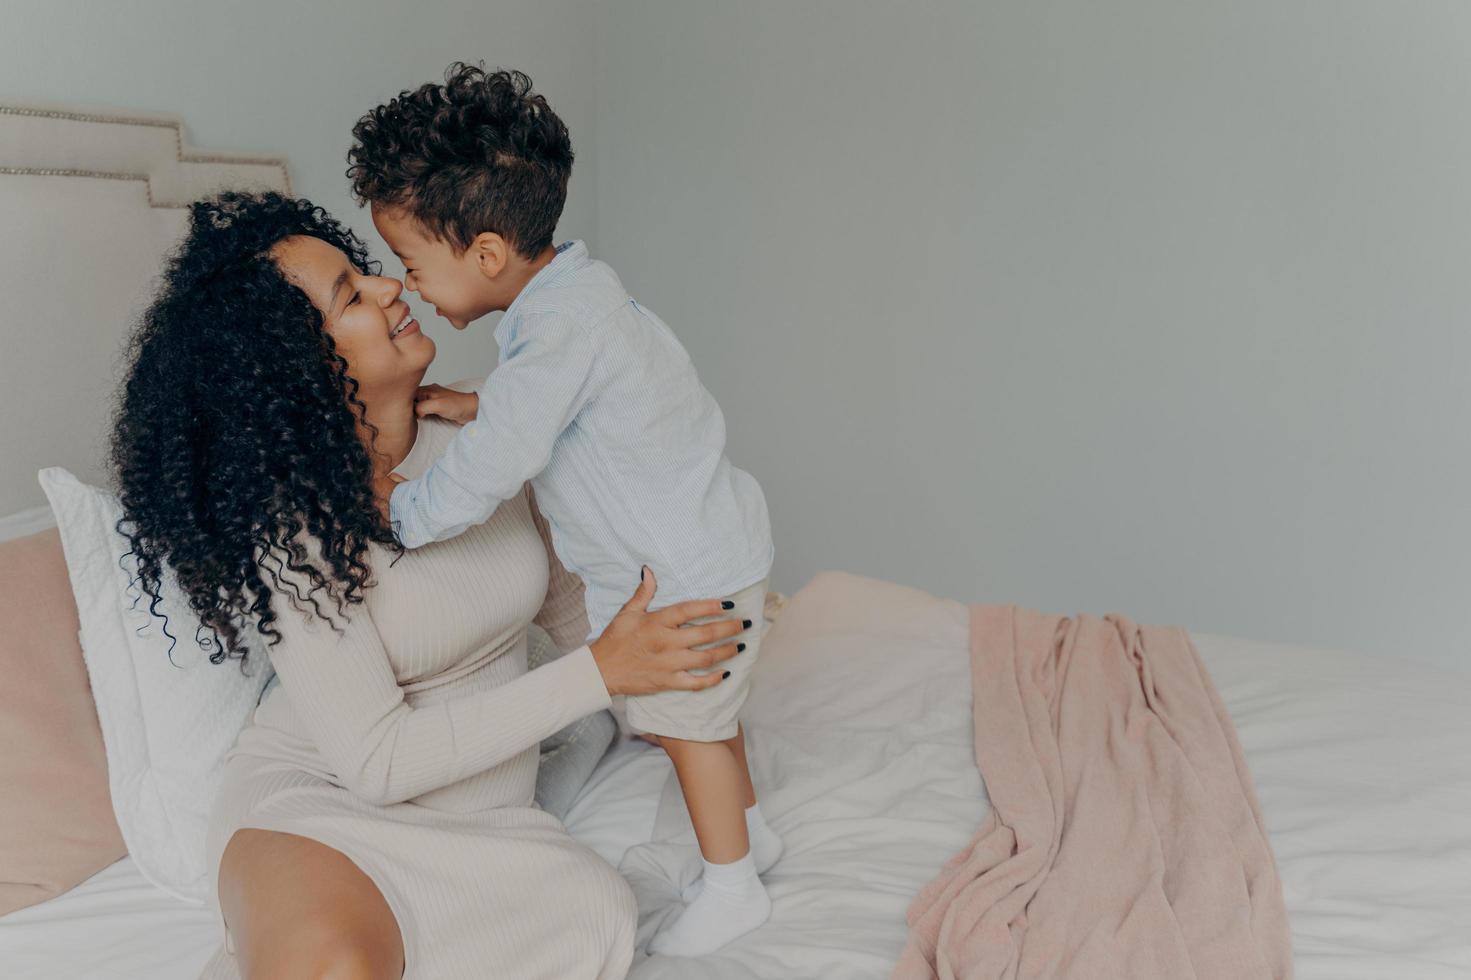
623, 578, 769, 743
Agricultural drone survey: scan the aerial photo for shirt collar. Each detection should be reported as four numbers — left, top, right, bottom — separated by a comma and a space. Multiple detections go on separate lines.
495, 240, 587, 345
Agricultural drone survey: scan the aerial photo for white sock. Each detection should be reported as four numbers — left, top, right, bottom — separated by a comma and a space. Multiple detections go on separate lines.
649, 852, 771, 957
744, 802, 784, 872
682, 803, 784, 900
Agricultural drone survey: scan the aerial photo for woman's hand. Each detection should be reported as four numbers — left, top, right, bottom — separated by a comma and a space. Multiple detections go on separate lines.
589, 567, 747, 696
414, 384, 479, 425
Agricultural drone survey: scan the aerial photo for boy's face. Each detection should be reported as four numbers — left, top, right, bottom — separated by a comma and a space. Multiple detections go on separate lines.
372, 205, 494, 330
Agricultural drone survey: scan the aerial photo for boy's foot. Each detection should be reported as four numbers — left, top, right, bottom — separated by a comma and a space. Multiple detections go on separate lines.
683, 802, 783, 900
650, 852, 771, 957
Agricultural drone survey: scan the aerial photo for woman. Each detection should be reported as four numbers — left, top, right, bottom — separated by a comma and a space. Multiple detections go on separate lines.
111, 192, 746, 979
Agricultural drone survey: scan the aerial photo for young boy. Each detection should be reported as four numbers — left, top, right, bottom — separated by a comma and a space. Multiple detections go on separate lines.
349, 64, 781, 955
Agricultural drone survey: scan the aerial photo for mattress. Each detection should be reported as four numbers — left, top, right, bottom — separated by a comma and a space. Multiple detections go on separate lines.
4, 610, 1469, 979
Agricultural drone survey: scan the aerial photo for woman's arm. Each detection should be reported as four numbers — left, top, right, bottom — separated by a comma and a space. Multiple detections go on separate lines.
264, 551, 745, 807
264, 573, 609, 807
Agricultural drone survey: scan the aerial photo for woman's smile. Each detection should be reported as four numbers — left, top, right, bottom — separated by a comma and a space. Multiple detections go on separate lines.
389, 307, 420, 340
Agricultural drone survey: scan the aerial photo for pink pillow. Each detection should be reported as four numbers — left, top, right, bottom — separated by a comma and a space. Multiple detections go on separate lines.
0, 528, 125, 915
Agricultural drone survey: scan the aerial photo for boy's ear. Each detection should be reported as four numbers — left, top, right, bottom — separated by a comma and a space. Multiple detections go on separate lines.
471, 232, 510, 279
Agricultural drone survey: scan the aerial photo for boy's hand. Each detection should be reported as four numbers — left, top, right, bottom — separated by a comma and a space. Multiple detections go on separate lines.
373, 471, 406, 523
414, 384, 479, 425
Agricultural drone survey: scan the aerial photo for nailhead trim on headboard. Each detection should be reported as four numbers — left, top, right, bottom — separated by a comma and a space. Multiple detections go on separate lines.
0, 104, 293, 205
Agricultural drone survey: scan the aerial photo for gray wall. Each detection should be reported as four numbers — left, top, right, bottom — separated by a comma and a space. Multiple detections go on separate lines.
3, 2, 1465, 669
594, 1, 1471, 669
0, 0, 598, 381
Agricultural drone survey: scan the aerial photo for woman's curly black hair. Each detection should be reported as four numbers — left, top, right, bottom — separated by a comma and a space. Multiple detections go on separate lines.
111, 191, 403, 666
347, 62, 573, 258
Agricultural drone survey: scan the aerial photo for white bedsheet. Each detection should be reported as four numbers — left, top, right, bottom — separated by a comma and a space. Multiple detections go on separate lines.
1193, 632, 1471, 978
0, 856, 217, 979
4, 606, 1469, 978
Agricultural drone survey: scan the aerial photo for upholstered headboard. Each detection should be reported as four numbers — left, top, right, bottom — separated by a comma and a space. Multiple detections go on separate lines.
0, 103, 291, 538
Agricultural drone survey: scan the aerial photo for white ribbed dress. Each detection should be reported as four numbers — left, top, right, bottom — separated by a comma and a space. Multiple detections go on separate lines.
199, 418, 635, 980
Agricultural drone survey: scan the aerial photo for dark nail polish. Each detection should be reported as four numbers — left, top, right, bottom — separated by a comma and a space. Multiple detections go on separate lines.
737, 643, 746, 652
721, 600, 735, 610
640, 565, 648, 582
722, 671, 731, 679
742, 619, 752, 629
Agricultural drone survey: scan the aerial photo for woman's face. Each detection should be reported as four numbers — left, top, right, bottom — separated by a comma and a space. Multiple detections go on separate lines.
272, 235, 435, 392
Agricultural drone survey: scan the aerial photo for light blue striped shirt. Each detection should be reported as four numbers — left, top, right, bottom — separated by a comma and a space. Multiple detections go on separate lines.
389, 241, 773, 639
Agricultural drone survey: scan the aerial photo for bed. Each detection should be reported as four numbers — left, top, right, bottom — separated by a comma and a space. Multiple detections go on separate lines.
2, 104, 1469, 980
5, 588, 1471, 980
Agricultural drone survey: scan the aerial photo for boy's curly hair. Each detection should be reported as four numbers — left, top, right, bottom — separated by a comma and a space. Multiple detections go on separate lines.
110, 191, 403, 666
347, 63, 574, 259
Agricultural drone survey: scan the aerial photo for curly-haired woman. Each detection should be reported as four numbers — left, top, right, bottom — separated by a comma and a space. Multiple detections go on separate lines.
111, 192, 747, 979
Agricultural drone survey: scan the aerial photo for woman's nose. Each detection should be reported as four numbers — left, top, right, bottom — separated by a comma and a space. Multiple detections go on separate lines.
375, 276, 404, 305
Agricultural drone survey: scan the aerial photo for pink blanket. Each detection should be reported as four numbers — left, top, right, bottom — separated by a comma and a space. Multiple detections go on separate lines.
896, 607, 1292, 980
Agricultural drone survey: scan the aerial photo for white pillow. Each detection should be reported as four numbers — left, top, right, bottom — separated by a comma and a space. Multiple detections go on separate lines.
528, 625, 617, 821
37, 467, 270, 904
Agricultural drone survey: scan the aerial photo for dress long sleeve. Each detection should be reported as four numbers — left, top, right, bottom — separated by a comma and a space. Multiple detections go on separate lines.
263, 554, 610, 807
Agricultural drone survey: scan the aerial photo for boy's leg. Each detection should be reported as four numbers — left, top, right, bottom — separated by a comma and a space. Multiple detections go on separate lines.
651, 726, 755, 806
724, 723, 781, 869
673, 723, 783, 906
727, 724, 757, 809
649, 734, 772, 956
661, 736, 750, 863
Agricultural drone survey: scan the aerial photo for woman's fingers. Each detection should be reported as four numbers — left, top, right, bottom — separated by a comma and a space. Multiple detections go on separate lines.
621, 566, 657, 615
668, 618, 746, 650
654, 598, 730, 627
673, 642, 742, 673
676, 668, 729, 691
590, 572, 755, 697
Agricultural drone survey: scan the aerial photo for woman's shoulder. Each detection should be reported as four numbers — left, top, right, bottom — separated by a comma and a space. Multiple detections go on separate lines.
391, 417, 461, 480
392, 417, 537, 512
